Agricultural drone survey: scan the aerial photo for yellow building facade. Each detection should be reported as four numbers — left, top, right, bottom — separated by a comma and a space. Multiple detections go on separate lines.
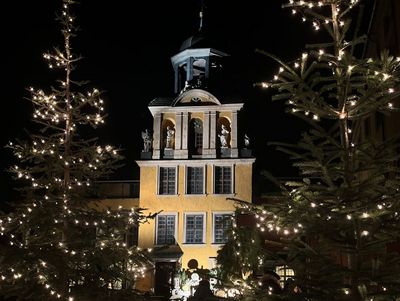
134, 34, 255, 295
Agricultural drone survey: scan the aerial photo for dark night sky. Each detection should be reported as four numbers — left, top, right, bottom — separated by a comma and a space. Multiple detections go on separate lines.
1, 0, 321, 201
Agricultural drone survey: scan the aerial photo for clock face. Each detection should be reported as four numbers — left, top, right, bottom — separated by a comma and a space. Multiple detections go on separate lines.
191, 96, 201, 103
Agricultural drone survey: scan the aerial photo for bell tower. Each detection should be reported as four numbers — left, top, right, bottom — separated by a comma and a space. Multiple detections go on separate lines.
135, 2, 255, 295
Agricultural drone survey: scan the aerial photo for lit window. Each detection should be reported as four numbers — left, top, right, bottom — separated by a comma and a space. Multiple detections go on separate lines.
187, 167, 204, 194
214, 166, 232, 194
156, 215, 176, 245
275, 265, 295, 287
125, 225, 138, 247
213, 213, 232, 244
159, 167, 176, 195
185, 214, 205, 244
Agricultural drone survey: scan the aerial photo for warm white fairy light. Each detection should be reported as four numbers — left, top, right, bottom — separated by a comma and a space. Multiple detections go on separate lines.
338, 49, 345, 60
1, 1, 151, 297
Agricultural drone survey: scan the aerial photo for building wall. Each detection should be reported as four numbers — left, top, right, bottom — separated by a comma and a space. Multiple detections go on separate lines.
137, 160, 253, 269
94, 198, 139, 210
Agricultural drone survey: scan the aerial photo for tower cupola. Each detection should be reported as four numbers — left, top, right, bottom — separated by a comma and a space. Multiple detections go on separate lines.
170, 4, 229, 94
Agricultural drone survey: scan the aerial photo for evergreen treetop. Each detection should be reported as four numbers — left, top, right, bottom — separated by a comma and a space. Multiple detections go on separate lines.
0, 1, 153, 300
218, 1, 400, 300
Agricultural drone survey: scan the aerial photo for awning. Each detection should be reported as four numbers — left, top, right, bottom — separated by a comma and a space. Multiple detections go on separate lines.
151, 244, 183, 262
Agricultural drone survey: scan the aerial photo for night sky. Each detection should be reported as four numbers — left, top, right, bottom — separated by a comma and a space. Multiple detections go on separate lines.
1, 0, 323, 202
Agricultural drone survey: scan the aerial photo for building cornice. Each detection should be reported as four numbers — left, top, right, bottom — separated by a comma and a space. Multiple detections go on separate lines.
148, 103, 244, 116
136, 157, 255, 167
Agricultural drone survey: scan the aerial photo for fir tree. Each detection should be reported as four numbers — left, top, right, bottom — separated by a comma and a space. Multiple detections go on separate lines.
0, 1, 152, 300
218, 0, 400, 300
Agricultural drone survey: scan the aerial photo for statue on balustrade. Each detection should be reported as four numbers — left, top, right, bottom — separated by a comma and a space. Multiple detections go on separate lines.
218, 124, 230, 148
165, 126, 175, 149
141, 129, 152, 152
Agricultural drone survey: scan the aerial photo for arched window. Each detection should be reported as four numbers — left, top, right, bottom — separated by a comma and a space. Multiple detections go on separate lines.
189, 118, 203, 156
192, 58, 206, 87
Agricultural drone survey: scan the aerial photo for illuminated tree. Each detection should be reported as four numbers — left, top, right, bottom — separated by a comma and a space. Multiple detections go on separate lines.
0, 1, 152, 300
219, 0, 400, 300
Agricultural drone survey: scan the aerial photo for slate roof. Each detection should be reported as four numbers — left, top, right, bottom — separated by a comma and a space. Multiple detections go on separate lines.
180, 33, 206, 51
148, 97, 174, 106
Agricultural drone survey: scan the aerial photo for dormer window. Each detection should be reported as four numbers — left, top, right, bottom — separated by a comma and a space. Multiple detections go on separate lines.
191, 97, 201, 103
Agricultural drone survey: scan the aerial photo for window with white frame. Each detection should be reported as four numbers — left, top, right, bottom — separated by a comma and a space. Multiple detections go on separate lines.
185, 214, 205, 244
213, 213, 232, 244
159, 167, 176, 195
156, 214, 176, 245
214, 166, 232, 194
186, 166, 204, 194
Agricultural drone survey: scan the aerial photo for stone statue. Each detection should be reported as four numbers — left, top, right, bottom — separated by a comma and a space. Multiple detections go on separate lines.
141, 129, 152, 152
244, 134, 250, 148
180, 80, 190, 94
165, 126, 175, 149
218, 124, 230, 148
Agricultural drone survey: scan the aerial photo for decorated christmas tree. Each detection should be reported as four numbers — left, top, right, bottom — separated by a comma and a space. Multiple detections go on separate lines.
0, 1, 152, 300
218, 0, 400, 300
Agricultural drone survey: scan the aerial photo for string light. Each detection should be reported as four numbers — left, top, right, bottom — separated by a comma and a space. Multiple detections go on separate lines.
2, 1, 151, 299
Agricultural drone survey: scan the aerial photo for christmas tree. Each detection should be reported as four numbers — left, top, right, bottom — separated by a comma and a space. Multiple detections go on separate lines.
0, 1, 152, 300
218, 0, 400, 300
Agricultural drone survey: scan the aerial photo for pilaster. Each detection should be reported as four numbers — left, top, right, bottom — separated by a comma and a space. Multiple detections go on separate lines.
175, 112, 189, 159
231, 111, 238, 158
152, 113, 162, 159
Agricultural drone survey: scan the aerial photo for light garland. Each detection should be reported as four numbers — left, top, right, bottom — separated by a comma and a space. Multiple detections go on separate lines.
1, 1, 153, 300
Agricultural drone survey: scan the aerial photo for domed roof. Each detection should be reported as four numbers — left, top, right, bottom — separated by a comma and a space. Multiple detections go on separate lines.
179, 32, 206, 51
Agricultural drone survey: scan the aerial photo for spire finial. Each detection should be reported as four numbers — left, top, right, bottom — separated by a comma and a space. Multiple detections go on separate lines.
199, 0, 205, 32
